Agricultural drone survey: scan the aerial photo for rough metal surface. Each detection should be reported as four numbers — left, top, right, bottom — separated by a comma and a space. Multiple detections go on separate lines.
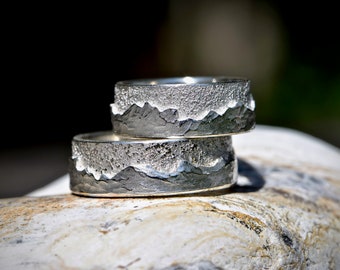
1, 126, 340, 269
70, 132, 236, 196
111, 77, 255, 137
111, 102, 255, 138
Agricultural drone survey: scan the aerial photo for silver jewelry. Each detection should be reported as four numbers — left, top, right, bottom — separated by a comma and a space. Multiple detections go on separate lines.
70, 76, 255, 197
111, 76, 255, 138
70, 132, 237, 197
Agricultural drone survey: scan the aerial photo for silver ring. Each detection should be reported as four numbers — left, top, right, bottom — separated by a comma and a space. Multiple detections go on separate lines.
70, 131, 237, 197
111, 76, 255, 138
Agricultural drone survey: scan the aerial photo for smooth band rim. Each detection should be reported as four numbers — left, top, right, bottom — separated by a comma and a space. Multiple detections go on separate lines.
116, 76, 249, 87
71, 181, 236, 198
73, 131, 187, 144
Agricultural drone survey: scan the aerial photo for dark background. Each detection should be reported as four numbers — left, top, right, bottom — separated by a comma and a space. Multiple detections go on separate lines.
1, 1, 339, 197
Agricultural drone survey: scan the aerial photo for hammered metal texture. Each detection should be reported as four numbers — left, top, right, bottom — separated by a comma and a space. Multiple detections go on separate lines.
70, 132, 237, 196
111, 77, 255, 137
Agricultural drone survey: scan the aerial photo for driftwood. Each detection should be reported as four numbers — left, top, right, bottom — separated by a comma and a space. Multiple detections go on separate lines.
0, 125, 339, 269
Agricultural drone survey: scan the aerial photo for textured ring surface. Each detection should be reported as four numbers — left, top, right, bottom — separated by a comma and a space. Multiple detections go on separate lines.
70, 131, 237, 197
111, 76, 255, 138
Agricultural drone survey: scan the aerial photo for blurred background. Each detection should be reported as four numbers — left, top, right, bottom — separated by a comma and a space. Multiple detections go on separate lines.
1, 0, 339, 197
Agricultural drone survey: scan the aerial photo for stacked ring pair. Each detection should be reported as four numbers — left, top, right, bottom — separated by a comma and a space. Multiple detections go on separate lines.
70, 77, 255, 197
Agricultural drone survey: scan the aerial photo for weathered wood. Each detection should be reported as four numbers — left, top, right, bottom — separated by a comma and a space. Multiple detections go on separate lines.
1, 125, 339, 269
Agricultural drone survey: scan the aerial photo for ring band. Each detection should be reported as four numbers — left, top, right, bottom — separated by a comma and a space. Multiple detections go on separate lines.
111, 76, 255, 138
70, 131, 237, 197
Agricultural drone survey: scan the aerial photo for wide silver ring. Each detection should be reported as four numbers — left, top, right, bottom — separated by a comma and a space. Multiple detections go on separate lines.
70, 131, 237, 197
111, 76, 255, 138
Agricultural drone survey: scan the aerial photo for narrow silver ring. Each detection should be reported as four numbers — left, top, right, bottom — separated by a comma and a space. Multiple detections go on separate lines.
111, 76, 255, 138
70, 131, 237, 197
